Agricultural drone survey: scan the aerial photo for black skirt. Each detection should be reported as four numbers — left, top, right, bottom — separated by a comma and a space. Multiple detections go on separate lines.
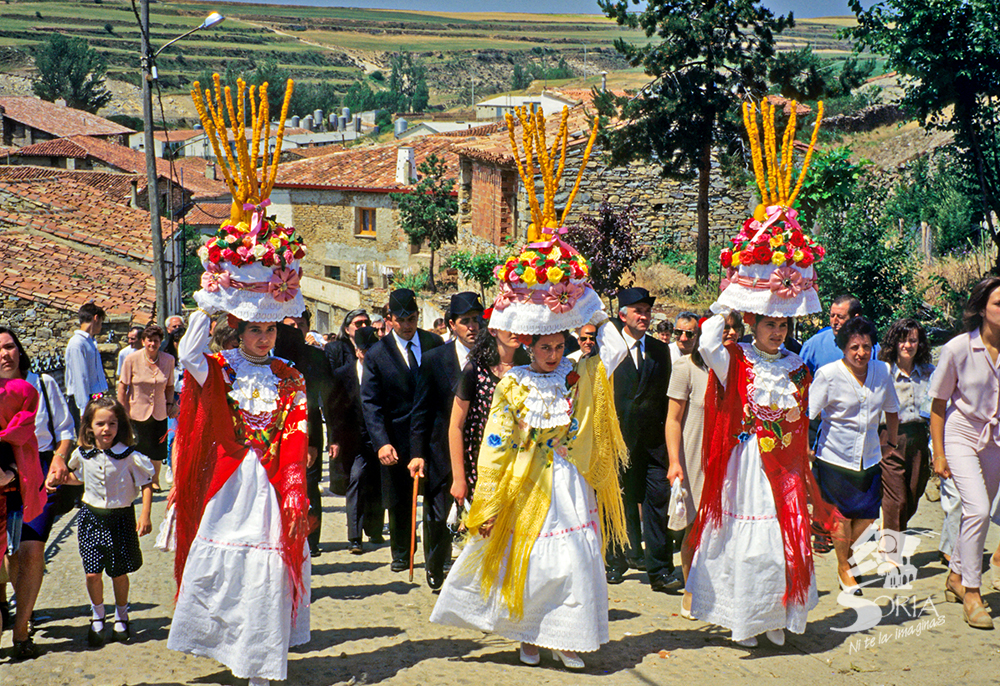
78, 504, 143, 577
132, 417, 168, 462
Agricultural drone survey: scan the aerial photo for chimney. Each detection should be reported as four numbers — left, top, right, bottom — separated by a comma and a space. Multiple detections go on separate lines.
396, 147, 416, 185
601, 71, 608, 93
205, 161, 216, 180
130, 177, 139, 208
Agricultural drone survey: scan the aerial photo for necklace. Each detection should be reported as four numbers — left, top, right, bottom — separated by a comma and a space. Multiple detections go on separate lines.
751, 343, 782, 362
239, 345, 270, 365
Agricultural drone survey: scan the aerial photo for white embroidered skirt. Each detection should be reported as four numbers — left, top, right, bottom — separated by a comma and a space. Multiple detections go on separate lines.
686, 440, 817, 642
430, 453, 609, 652
167, 449, 310, 681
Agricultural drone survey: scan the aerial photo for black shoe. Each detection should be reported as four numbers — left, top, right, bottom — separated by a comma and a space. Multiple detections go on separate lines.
112, 620, 131, 643
628, 558, 646, 572
0, 599, 9, 633
348, 540, 363, 555
606, 569, 625, 585
87, 621, 106, 647
426, 571, 444, 591
390, 559, 408, 572
11, 636, 40, 660
309, 545, 321, 558
650, 575, 683, 594
368, 534, 386, 545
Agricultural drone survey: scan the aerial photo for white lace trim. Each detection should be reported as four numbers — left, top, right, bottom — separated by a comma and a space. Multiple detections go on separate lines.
742, 343, 803, 411
221, 348, 280, 415
507, 359, 574, 429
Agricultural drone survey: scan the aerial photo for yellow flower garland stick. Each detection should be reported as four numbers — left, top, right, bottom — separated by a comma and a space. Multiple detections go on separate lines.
788, 101, 824, 206
743, 102, 768, 204
560, 117, 599, 227
264, 80, 294, 198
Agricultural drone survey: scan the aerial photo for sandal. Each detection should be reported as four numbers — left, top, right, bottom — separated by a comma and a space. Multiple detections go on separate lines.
11, 636, 40, 660
964, 602, 995, 630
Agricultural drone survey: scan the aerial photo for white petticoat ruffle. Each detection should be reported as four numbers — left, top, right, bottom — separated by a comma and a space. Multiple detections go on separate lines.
194, 259, 304, 323
489, 286, 603, 336
716, 264, 821, 317
742, 343, 806, 411
506, 359, 573, 429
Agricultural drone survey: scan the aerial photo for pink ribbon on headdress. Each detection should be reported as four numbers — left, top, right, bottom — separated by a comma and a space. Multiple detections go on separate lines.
543, 281, 585, 314
525, 235, 580, 256
269, 267, 302, 302
720, 267, 738, 291
748, 205, 802, 243
243, 199, 272, 238
200, 268, 231, 293
768, 266, 805, 299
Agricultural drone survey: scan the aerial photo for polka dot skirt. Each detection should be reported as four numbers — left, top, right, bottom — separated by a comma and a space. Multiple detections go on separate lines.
78, 504, 143, 577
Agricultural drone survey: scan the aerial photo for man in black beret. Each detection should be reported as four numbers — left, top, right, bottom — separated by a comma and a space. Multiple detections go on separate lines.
607, 287, 678, 593
361, 289, 444, 571
410, 292, 484, 590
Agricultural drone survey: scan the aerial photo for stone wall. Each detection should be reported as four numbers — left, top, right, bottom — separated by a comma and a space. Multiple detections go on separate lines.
0, 295, 134, 389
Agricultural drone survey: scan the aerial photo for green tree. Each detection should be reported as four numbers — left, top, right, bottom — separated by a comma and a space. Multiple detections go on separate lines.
847, 0, 1000, 271
396, 154, 458, 293
796, 146, 870, 230
448, 250, 504, 299
596, 0, 792, 284
32, 33, 112, 113
512, 63, 532, 90
768, 47, 875, 101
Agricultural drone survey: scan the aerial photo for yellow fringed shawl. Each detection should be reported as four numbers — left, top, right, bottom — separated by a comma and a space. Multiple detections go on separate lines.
462, 354, 629, 620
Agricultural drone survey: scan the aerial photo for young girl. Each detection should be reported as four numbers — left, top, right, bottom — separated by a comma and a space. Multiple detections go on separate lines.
64, 395, 153, 647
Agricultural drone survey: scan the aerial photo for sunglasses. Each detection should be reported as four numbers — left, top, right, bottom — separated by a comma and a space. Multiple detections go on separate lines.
674, 330, 698, 339
579, 335, 595, 341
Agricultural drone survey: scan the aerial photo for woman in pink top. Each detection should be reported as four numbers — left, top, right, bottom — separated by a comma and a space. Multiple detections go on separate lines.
929, 276, 1000, 630
117, 324, 177, 491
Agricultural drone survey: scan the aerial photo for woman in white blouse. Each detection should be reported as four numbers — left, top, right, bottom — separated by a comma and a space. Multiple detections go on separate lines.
810, 317, 901, 593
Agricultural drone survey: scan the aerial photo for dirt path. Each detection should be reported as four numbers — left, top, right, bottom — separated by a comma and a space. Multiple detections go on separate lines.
4, 474, 997, 685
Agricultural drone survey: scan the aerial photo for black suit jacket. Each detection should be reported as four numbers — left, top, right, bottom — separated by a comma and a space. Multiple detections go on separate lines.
324, 338, 355, 376
330, 361, 374, 462
614, 332, 671, 467
275, 324, 334, 451
361, 329, 444, 464
410, 340, 464, 490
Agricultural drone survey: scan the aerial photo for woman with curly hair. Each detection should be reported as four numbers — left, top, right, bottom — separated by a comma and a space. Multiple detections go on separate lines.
878, 318, 935, 539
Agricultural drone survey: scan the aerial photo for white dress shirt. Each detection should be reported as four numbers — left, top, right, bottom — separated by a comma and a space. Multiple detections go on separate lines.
392, 330, 422, 368
27, 372, 75, 452
810, 360, 900, 471
64, 329, 108, 404
67, 442, 154, 509
117, 346, 136, 379
454, 338, 471, 371
621, 329, 645, 369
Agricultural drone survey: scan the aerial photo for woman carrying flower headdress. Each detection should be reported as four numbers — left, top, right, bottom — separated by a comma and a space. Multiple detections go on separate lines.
167, 77, 309, 686
430, 236, 629, 670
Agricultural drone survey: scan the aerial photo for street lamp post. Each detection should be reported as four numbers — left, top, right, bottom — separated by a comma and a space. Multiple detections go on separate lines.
138, 3, 223, 325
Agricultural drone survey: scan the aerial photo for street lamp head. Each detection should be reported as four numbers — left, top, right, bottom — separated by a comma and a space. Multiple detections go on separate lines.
201, 12, 224, 28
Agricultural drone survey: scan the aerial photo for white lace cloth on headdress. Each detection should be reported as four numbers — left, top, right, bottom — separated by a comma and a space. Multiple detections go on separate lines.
506, 358, 574, 429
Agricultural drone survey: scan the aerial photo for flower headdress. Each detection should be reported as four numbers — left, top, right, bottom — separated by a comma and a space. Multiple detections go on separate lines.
190, 75, 306, 322
716, 98, 827, 318
488, 107, 604, 335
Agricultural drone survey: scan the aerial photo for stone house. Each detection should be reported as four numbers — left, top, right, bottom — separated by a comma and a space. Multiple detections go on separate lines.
0, 96, 134, 148
271, 134, 477, 332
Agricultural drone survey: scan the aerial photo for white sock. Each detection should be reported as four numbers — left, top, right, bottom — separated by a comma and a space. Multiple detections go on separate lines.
91, 604, 105, 628
114, 604, 128, 631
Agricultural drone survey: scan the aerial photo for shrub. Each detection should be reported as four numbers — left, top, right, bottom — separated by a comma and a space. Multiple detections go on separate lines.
448, 250, 504, 298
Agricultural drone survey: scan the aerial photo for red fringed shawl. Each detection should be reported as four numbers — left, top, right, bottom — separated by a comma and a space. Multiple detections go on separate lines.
0, 378, 43, 562
172, 353, 309, 614
689, 343, 837, 606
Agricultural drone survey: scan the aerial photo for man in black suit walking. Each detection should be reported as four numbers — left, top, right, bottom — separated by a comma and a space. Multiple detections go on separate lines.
606, 287, 678, 593
330, 326, 382, 555
410, 292, 483, 590
361, 289, 444, 572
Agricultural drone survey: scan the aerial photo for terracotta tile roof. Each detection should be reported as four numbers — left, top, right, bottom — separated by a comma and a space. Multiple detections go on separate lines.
437, 122, 506, 137
0, 177, 178, 264
455, 104, 597, 166
0, 230, 155, 322
283, 144, 345, 160
152, 129, 205, 143
275, 135, 475, 191
547, 88, 628, 107
0, 97, 134, 138
0, 165, 145, 204
14, 136, 227, 200
181, 202, 232, 227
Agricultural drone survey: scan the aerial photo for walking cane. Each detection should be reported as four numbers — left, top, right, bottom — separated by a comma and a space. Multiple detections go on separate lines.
409, 473, 420, 583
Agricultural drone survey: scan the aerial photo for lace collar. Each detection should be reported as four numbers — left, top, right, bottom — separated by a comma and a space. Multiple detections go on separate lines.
220, 348, 281, 415
742, 343, 804, 410
80, 443, 135, 461
507, 358, 574, 429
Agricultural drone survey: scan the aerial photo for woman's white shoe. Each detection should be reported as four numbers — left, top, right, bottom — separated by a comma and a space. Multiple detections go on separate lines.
248, 679, 269, 686
765, 628, 785, 646
734, 635, 758, 647
519, 643, 540, 666
552, 649, 585, 669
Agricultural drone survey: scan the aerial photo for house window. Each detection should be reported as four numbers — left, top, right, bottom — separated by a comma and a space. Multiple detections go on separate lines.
356, 208, 376, 237
325, 265, 341, 281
